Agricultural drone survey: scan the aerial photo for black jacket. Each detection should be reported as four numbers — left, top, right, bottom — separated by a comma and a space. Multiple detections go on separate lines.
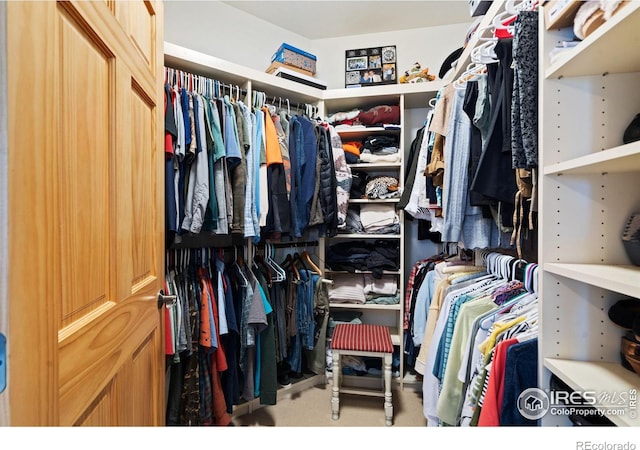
316, 124, 338, 237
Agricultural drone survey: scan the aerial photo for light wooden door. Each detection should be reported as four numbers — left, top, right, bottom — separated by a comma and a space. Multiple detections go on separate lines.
6, 1, 165, 426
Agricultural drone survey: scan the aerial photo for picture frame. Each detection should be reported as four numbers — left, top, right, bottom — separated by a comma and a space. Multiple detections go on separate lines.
345, 45, 396, 88
346, 56, 368, 71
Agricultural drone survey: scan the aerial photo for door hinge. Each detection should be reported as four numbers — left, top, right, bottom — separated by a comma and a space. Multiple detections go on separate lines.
0, 333, 5, 393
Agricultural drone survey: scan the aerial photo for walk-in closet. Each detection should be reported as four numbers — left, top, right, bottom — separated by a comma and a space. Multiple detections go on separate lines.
2, 1, 640, 441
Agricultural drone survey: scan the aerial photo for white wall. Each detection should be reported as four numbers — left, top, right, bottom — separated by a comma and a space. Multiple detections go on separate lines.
403, 107, 441, 280
311, 22, 473, 89
164, 1, 312, 73
164, 1, 473, 89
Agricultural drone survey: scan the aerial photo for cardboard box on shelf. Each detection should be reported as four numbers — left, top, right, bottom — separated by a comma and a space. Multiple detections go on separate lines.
271, 43, 317, 74
265, 61, 314, 78
545, 0, 583, 30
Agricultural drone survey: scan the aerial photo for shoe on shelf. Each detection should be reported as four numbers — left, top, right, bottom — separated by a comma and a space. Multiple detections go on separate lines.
608, 298, 640, 329
633, 316, 640, 343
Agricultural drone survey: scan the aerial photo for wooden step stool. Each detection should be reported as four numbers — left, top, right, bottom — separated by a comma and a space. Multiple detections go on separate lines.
330, 323, 394, 426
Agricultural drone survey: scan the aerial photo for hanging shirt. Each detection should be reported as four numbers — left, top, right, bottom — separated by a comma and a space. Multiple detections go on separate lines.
435, 295, 498, 425
272, 109, 292, 196
257, 109, 270, 227
262, 106, 283, 165
230, 102, 248, 234
224, 95, 242, 167
242, 106, 259, 239
216, 257, 229, 336
164, 84, 177, 158
207, 98, 229, 234
199, 274, 217, 349
187, 93, 211, 233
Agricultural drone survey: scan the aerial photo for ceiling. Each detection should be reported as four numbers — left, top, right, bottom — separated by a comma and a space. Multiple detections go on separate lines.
221, 1, 474, 39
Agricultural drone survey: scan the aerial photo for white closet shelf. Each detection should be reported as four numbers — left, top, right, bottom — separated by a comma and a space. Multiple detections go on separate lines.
325, 269, 401, 275
328, 303, 401, 311
545, 3, 640, 79
544, 358, 640, 427
165, 42, 448, 110
323, 81, 445, 110
543, 141, 640, 175
348, 198, 400, 204
544, 263, 640, 298
348, 162, 402, 170
330, 233, 400, 239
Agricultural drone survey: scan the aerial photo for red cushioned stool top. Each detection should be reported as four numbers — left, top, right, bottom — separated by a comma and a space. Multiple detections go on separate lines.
331, 324, 393, 353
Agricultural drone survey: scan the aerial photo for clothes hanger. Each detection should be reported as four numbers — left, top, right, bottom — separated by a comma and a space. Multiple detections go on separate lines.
265, 243, 286, 282
510, 259, 528, 282
505, 0, 525, 14
301, 250, 322, 275
471, 40, 498, 65
254, 253, 273, 285
292, 252, 309, 274
454, 62, 486, 90
281, 253, 300, 281
232, 246, 249, 287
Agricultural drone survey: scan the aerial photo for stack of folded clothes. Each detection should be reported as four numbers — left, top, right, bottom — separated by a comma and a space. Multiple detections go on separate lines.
326, 240, 399, 278
345, 204, 400, 235
342, 141, 362, 164
326, 104, 400, 128
328, 273, 399, 305
365, 176, 400, 199
360, 204, 400, 234
359, 135, 400, 163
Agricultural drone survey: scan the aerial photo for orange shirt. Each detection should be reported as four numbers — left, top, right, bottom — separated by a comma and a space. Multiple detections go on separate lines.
262, 107, 283, 165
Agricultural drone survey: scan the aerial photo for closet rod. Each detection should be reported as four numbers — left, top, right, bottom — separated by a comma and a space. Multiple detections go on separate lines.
252, 88, 317, 117
258, 240, 319, 249
164, 65, 248, 97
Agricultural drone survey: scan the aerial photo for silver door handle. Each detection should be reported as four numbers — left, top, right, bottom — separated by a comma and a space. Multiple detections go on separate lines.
157, 290, 177, 309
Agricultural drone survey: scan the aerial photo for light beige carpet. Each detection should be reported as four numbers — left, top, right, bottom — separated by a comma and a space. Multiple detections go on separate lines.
232, 382, 427, 427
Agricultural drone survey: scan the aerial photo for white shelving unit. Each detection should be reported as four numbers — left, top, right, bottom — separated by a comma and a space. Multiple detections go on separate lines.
540, 2, 640, 426
322, 84, 442, 390
544, 359, 640, 427
322, 93, 408, 387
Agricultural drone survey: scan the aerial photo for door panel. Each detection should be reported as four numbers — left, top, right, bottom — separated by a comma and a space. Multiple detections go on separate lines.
7, 0, 164, 426
129, 80, 157, 288
114, 1, 157, 75
76, 382, 116, 426
58, 6, 112, 326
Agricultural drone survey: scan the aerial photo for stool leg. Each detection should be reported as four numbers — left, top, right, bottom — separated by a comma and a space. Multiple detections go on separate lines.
332, 350, 340, 420
383, 353, 393, 426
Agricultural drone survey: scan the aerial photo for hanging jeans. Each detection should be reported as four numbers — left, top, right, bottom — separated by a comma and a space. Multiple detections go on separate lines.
286, 269, 318, 372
